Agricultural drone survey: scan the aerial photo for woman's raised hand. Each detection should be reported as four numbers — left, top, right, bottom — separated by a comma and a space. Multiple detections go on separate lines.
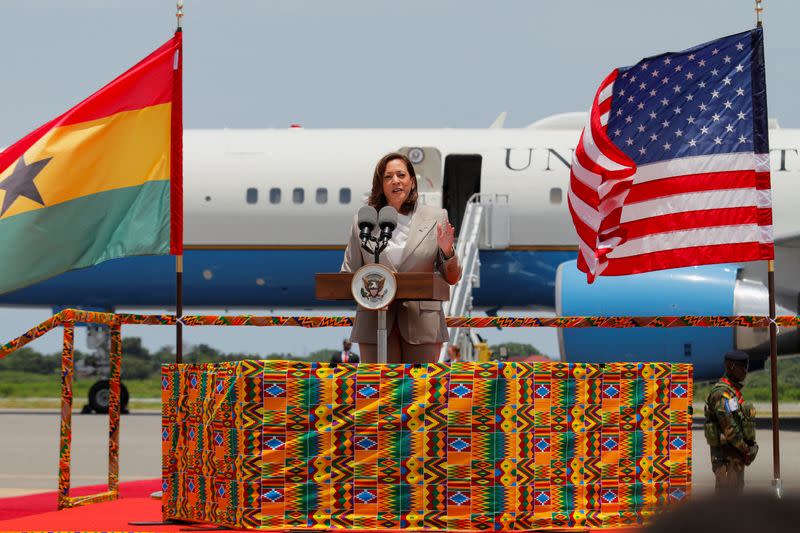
437, 222, 456, 258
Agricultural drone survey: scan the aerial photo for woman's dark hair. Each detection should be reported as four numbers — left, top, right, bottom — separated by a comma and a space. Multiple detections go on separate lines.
367, 152, 418, 215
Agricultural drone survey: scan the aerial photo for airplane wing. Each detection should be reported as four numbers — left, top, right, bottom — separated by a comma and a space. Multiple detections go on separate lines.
776, 232, 800, 248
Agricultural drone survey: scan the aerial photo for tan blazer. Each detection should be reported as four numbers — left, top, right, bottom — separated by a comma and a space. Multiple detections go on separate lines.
341, 204, 461, 344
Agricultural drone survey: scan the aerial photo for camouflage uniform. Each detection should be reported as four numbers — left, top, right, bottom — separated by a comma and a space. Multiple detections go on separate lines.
703, 376, 757, 493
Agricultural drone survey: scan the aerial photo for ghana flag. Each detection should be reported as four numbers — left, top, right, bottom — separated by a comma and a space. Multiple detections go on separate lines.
0, 33, 182, 295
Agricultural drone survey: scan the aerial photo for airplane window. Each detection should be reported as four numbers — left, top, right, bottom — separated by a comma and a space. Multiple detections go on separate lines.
316, 188, 328, 204
269, 188, 281, 204
339, 187, 351, 204
293, 188, 304, 204
550, 187, 563, 205
246, 188, 258, 204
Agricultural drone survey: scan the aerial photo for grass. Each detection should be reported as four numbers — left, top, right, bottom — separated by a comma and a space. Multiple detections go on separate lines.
0, 371, 162, 399
3, 355, 800, 409
694, 355, 800, 403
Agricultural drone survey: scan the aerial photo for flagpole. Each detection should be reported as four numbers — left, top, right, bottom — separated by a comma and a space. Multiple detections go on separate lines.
755, 0, 763, 28
756, 0, 781, 498
174, 1, 184, 364
767, 260, 781, 497
176, 256, 183, 364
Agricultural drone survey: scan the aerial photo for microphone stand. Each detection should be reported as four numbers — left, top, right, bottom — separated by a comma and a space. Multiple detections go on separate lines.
359, 237, 380, 265
359, 235, 392, 363
361, 236, 391, 267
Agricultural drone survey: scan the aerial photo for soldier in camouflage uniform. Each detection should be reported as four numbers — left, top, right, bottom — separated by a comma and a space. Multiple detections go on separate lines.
704, 350, 758, 493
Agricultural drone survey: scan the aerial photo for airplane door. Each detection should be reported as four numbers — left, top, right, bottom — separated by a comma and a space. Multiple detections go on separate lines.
443, 154, 482, 234
398, 147, 442, 206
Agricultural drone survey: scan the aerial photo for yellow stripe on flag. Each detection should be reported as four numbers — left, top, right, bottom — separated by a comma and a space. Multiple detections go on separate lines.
0, 103, 171, 220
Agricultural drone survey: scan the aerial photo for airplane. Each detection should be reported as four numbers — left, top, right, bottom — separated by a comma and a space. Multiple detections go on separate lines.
1, 112, 798, 385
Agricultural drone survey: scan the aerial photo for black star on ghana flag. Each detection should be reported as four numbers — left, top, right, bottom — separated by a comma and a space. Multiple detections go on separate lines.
0, 156, 52, 217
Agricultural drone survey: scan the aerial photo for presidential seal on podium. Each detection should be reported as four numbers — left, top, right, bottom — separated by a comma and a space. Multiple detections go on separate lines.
351, 263, 397, 310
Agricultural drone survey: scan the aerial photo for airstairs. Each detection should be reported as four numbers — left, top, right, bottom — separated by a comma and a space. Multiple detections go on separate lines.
439, 193, 510, 362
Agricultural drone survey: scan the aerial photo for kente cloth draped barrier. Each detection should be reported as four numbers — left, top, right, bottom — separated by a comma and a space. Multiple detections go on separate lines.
3, 310, 799, 358
162, 360, 693, 530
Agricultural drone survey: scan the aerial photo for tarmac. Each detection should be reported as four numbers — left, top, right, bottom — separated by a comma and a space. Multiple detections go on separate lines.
0, 409, 797, 497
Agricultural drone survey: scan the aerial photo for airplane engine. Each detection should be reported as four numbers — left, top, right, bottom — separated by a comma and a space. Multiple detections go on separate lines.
555, 261, 778, 381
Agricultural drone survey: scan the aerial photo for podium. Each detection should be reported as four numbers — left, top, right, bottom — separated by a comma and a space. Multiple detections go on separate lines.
315, 272, 450, 363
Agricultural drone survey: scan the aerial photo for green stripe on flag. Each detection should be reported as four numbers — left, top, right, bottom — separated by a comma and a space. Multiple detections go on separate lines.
0, 180, 170, 295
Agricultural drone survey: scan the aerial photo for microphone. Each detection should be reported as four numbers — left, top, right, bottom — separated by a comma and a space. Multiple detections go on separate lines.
357, 206, 378, 249
377, 206, 398, 251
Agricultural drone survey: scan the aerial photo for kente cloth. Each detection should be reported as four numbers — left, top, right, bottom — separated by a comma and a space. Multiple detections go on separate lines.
161, 360, 693, 530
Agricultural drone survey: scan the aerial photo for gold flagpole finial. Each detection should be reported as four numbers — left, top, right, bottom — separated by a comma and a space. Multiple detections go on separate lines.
176, 0, 184, 31
756, 0, 763, 28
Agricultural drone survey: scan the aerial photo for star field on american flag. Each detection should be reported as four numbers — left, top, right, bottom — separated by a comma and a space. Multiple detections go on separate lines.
606, 32, 754, 166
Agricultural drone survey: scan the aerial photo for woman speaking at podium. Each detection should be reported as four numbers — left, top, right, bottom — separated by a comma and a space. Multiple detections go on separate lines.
341, 152, 462, 364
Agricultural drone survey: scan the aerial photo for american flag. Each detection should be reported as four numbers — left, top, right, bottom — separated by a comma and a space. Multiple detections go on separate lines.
568, 29, 773, 283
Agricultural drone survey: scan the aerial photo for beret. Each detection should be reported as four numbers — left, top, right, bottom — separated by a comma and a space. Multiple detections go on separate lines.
724, 350, 749, 362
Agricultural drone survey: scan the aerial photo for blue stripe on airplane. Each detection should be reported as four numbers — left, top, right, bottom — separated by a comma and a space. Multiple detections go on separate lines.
0, 250, 577, 310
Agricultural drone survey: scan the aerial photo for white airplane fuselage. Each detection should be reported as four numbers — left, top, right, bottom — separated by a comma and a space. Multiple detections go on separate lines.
181, 125, 800, 249
3, 116, 799, 379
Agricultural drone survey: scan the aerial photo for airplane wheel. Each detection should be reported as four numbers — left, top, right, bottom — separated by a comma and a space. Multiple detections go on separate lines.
87, 380, 130, 414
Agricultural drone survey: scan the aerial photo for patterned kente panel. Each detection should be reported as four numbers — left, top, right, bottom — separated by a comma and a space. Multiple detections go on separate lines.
162, 361, 692, 530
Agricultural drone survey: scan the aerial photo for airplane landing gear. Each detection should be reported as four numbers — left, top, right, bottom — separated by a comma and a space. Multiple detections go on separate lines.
82, 379, 130, 414
75, 323, 132, 414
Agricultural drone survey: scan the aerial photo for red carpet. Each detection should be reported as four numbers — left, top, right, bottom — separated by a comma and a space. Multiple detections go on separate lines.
0, 496, 640, 532
0, 496, 236, 532
0, 478, 160, 521
0, 484, 640, 532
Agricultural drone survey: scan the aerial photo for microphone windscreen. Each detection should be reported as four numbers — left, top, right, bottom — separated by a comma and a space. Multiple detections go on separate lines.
378, 206, 398, 230
357, 205, 378, 229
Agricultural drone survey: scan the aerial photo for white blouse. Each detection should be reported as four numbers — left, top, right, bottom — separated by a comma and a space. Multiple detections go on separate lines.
384, 212, 412, 267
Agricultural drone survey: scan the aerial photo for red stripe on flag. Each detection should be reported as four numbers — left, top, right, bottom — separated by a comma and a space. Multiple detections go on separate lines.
597, 97, 612, 118
568, 170, 601, 209
601, 242, 774, 276
573, 134, 608, 177
761, 241, 775, 259
757, 206, 772, 226
625, 170, 757, 203
568, 201, 601, 250
755, 170, 771, 190
618, 207, 761, 240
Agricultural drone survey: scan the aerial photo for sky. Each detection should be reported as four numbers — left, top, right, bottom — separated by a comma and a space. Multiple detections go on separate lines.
1, 0, 798, 359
